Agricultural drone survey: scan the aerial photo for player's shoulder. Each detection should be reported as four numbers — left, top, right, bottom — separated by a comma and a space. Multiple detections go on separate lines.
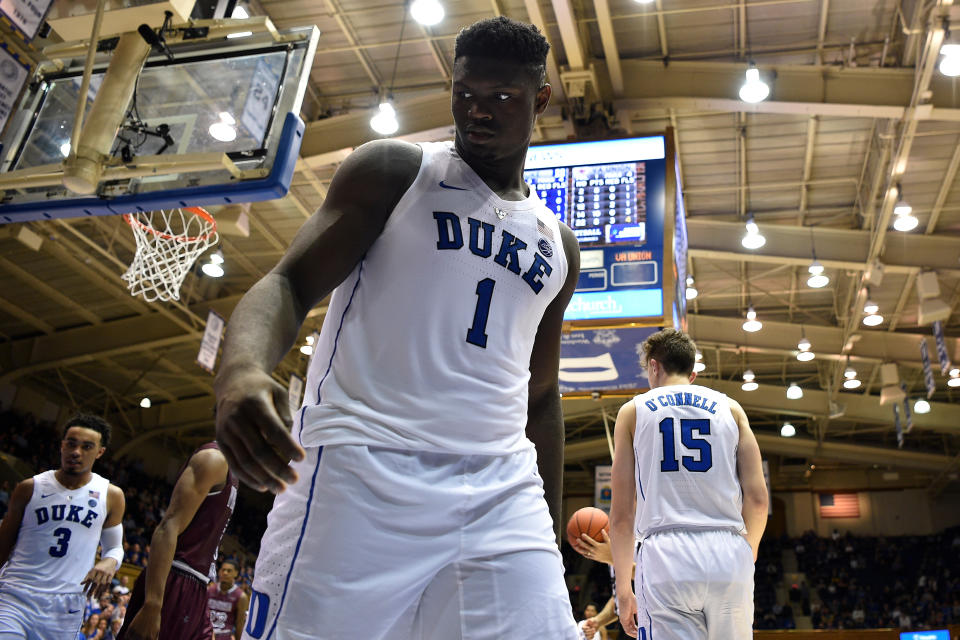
347, 139, 422, 180
12, 476, 35, 498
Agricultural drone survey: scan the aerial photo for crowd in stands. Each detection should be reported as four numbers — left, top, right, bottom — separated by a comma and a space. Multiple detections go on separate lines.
797, 527, 960, 631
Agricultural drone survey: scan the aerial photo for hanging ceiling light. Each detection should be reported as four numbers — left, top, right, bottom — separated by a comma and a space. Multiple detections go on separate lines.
781, 422, 796, 437
950, 367, 960, 377
686, 276, 698, 300
370, 101, 400, 135
807, 260, 829, 288
863, 298, 879, 314
843, 360, 862, 389
892, 184, 919, 232
786, 383, 804, 399
410, 0, 444, 25
940, 43, 960, 77
741, 213, 766, 249
742, 305, 763, 332
140, 397, 151, 408
742, 369, 758, 391
797, 335, 815, 362
208, 112, 238, 142
949, 371, 960, 388
201, 249, 225, 277
300, 333, 315, 355
693, 350, 706, 373
862, 312, 884, 326
739, 63, 770, 103
843, 377, 862, 389
914, 398, 931, 414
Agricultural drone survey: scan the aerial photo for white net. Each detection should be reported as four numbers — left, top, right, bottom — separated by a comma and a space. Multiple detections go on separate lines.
121, 207, 218, 302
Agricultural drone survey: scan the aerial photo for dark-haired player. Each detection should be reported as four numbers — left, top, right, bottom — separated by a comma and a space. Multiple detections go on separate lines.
0, 413, 126, 640
609, 329, 768, 639
207, 559, 247, 640
117, 442, 237, 640
215, 15, 581, 639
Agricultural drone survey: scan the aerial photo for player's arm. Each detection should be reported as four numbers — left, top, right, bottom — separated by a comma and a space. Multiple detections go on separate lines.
584, 596, 618, 635
81, 484, 126, 597
730, 398, 768, 562
526, 222, 580, 540
235, 589, 249, 640
122, 448, 229, 640
215, 139, 422, 494
609, 400, 639, 638
0, 479, 33, 567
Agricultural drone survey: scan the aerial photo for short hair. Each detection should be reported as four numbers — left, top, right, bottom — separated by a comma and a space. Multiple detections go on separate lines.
220, 559, 239, 572
454, 16, 550, 85
62, 412, 112, 448
640, 328, 697, 376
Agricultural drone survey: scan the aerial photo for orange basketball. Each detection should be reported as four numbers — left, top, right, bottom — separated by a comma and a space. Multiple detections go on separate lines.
566, 507, 609, 548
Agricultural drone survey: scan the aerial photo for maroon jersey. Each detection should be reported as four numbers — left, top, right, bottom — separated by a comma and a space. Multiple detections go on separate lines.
173, 442, 239, 579
208, 583, 244, 639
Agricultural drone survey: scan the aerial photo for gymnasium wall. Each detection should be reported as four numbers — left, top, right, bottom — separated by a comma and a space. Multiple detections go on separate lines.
776, 490, 960, 537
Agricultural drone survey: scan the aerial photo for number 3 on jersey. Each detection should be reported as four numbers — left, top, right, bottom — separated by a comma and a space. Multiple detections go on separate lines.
659, 418, 712, 472
466, 278, 495, 348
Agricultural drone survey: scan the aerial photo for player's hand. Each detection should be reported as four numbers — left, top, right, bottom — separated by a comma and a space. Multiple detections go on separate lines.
123, 604, 162, 640
574, 529, 613, 565
583, 617, 599, 636
81, 558, 116, 598
616, 590, 638, 638
214, 367, 305, 493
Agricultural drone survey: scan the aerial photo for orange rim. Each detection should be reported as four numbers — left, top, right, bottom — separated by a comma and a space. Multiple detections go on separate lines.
123, 207, 217, 242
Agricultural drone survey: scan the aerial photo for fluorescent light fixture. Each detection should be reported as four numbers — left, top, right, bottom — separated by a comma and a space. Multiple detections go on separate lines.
410, 0, 444, 26
741, 214, 766, 249
140, 397, 151, 408
742, 305, 762, 332
781, 423, 796, 437
786, 383, 803, 399
940, 43, 960, 77
209, 112, 237, 142
739, 64, 770, 103
201, 262, 225, 277
370, 101, 400, 135
862, 313, 884, 326
843, 378, 862, 389
807, 260, 829, 288
914, 399, 931, 414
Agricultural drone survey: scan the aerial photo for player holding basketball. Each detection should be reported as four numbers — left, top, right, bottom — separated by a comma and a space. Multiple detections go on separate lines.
0, 413, 126, 640
609, 328, 768, 639
207, 560, 248, 640
214, 15, 580, 640
117, 442, 237, 640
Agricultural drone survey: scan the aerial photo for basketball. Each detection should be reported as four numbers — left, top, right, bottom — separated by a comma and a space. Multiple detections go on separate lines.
566, 507, 609, 547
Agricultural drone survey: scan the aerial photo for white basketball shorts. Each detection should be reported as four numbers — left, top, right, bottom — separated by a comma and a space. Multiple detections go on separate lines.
242, 444, 579, 640
634, 529, 754, 640
0, 585, 85, 640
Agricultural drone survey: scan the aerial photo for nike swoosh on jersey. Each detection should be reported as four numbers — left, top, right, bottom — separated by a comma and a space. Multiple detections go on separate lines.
68, 609, 82, 614
438, 181, 468, 191
40, 493, 55, 498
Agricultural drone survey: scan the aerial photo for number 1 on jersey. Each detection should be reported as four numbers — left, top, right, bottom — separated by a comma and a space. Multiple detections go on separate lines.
466, 278, 495, 348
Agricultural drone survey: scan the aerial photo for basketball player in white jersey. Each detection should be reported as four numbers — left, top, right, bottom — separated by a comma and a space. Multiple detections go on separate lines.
214, 16, 580, 640
609, 329, 768, 639
0, 413, 126, 640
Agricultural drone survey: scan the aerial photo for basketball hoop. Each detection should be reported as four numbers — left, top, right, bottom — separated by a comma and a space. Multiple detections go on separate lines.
122, 207, 219, 302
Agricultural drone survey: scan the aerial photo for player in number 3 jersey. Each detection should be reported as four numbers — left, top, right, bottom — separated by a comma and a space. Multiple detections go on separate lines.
609, 329, 768, 640
0, 413, 126, 640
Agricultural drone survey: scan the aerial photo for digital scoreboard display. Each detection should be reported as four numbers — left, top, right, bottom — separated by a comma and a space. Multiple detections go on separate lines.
524, 137, 665, 246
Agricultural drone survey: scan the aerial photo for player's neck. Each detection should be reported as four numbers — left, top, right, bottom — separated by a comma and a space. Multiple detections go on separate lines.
455, 138, 530, 200
655, 375, 693, 388
54, 468, 92, 489
220, 582, 234, 593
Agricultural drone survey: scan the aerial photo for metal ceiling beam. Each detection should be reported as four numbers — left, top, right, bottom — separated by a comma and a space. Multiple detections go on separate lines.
550, 0, 586, 70
592, 0, 624, 96
0, 294, 55, 334
686, 219, 960, 274
565, 432, 953, 472
925, 137, 960, 234
0, 255, 102, 326
523, 0, 567, 102
323, 0, 383, 88
686, 315, 959, 373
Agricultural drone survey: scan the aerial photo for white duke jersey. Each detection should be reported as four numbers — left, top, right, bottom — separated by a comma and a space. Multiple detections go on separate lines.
632, 384, 745, 540
299, 141, 569, 455
0, 470, 111, 594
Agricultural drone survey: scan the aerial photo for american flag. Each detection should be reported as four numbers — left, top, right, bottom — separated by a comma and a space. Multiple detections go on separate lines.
818, 493, 859, 518
88, 490, 100, 499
